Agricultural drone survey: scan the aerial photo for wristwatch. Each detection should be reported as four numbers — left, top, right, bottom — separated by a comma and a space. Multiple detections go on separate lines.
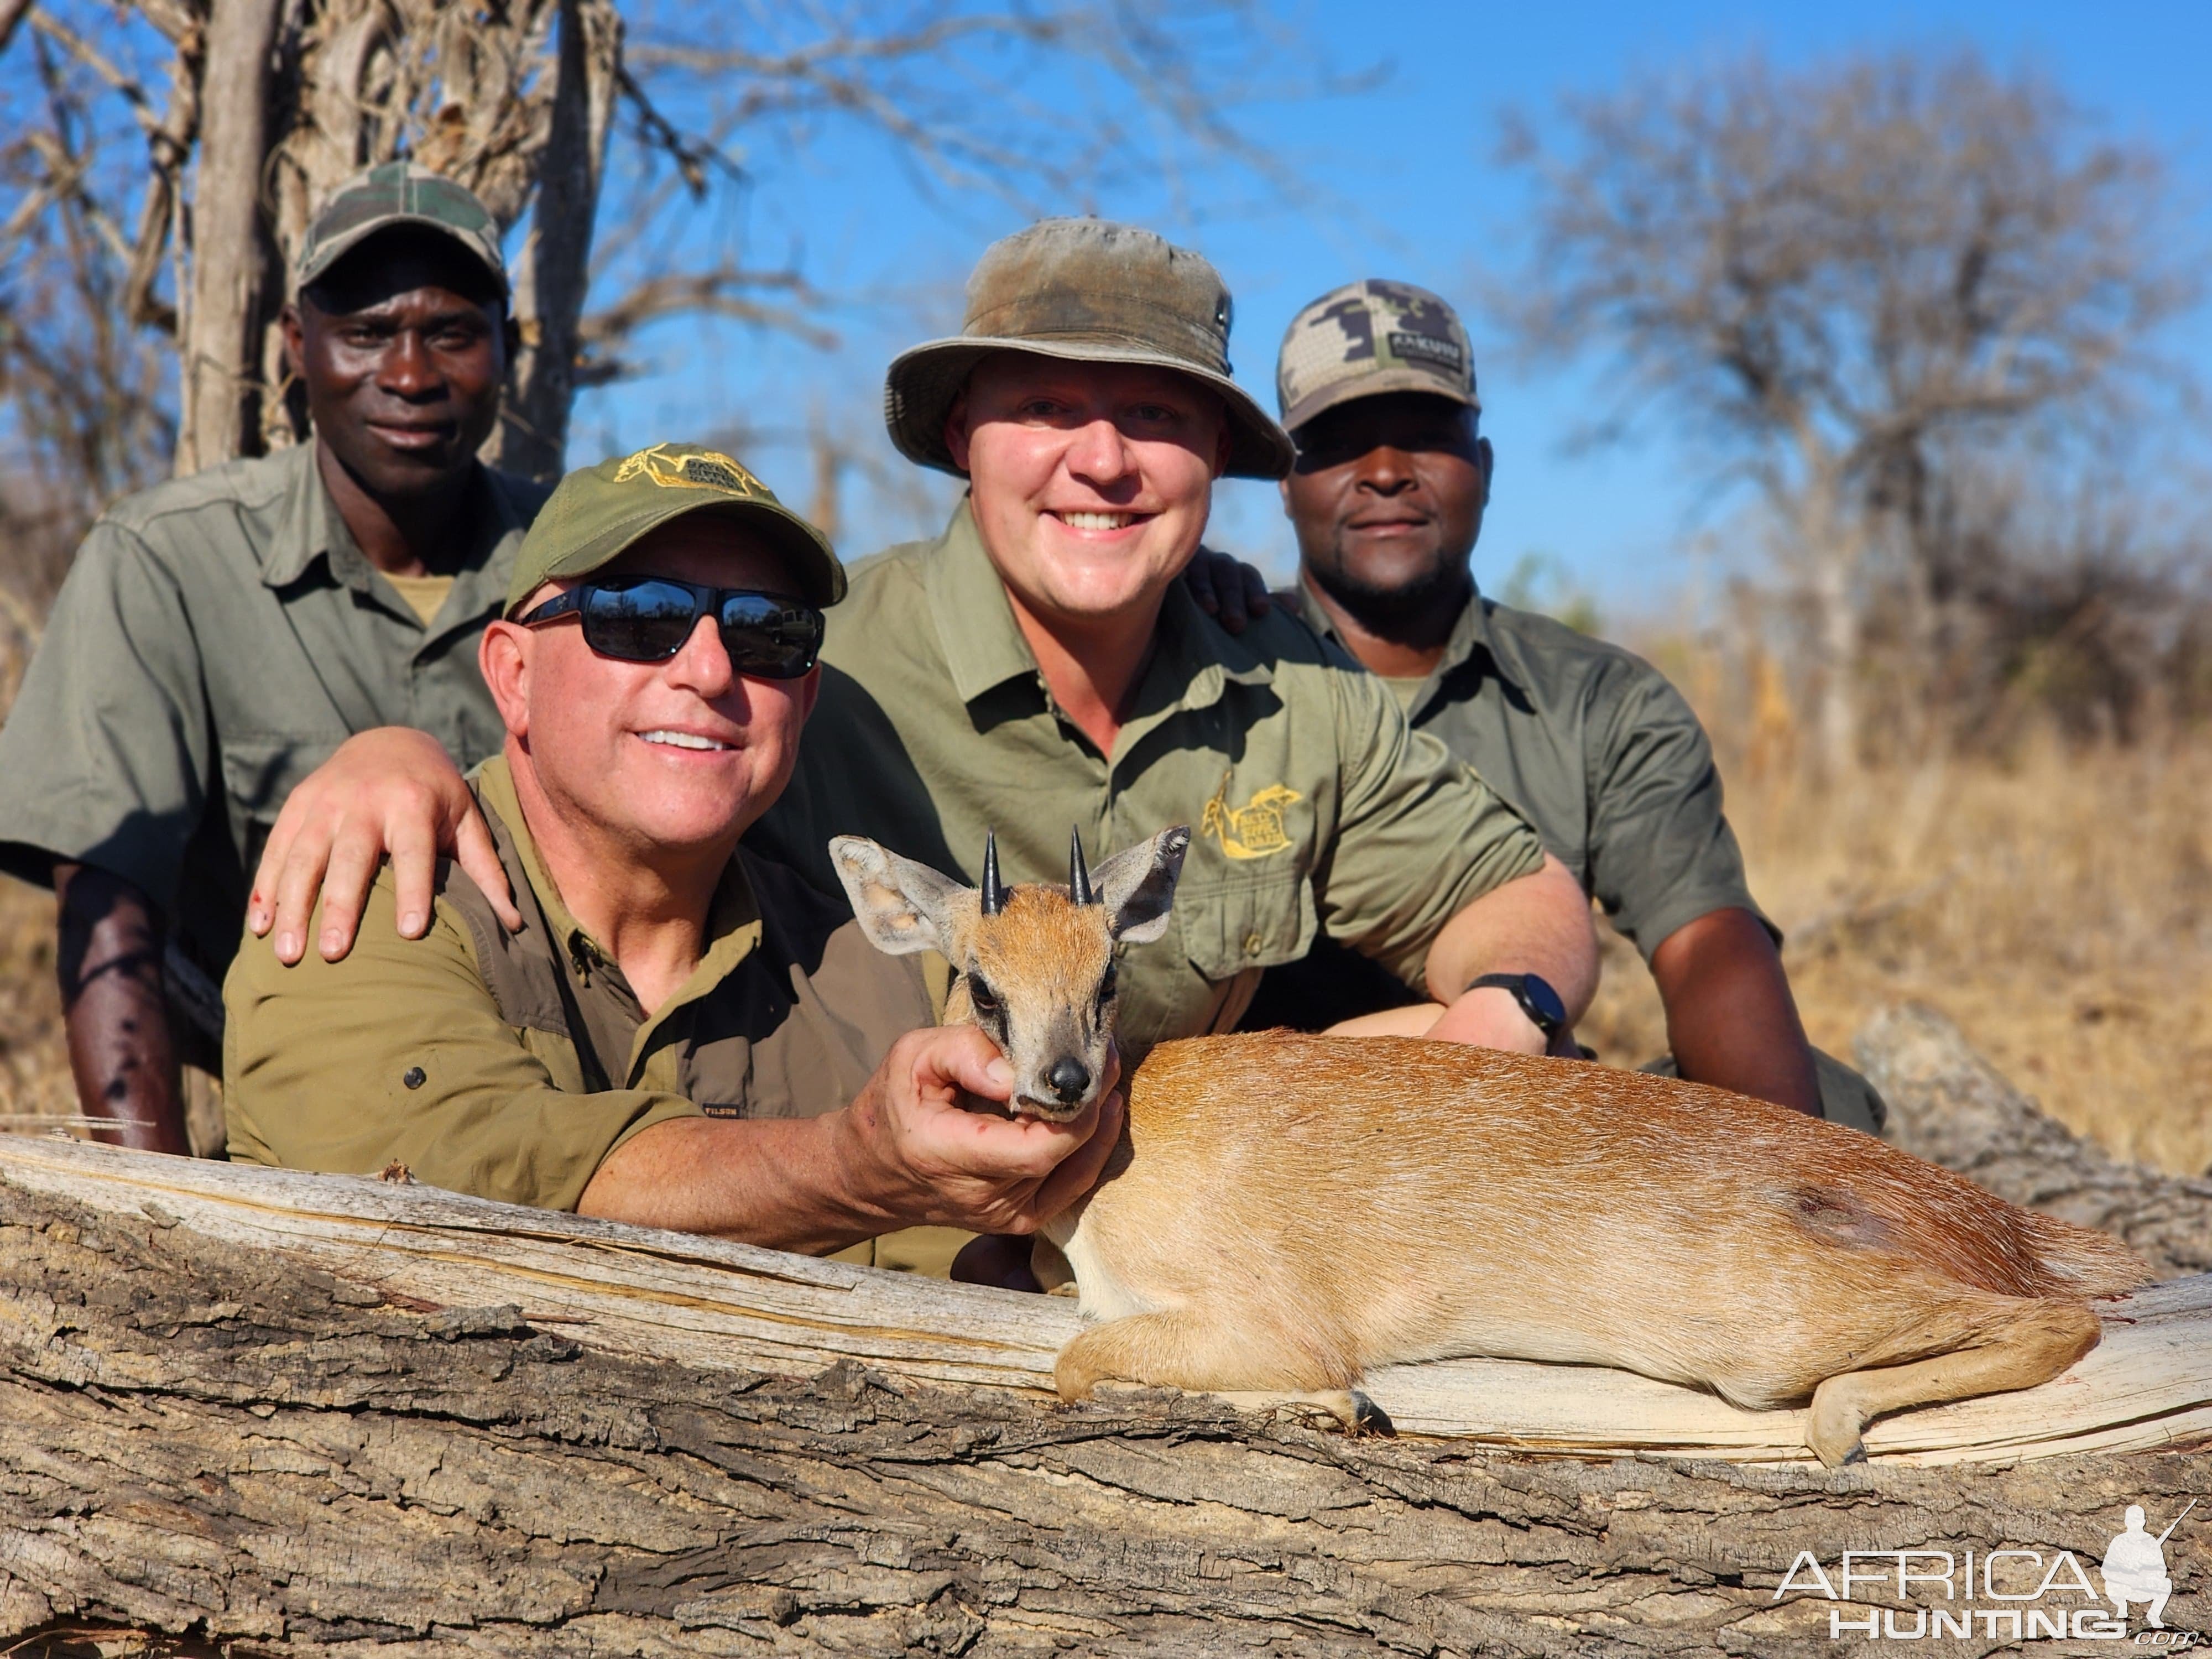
1465, 972, 1568, 1042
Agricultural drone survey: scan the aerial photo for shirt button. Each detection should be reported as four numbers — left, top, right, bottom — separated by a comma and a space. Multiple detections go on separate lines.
402, 1066, 426, 1089
1243, 931, 1264, 956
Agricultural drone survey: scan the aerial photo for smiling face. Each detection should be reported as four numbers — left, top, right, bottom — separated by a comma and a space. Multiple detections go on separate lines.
483, 518, 819, 865
285, 227, 509, 500
945, 353, 1230, 627
1283, 391, 1492, 616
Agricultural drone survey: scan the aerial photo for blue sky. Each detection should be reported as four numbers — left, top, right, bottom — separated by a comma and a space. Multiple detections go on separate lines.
574, 1, 2212, 626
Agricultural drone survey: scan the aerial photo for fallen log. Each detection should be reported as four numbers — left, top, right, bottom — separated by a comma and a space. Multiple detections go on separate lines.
5, 1012, 2211, 1656
3, 1134, 2207, 1467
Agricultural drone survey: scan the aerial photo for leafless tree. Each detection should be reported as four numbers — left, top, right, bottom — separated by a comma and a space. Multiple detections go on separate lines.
1494, 49, 2196, 773
0, 0, 1317, 545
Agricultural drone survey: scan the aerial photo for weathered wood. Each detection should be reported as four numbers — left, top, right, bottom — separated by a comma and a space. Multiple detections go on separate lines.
3, 1135, 2208, 1467
8, 1010, 2212, 1655
2, 1149, 2206, 1657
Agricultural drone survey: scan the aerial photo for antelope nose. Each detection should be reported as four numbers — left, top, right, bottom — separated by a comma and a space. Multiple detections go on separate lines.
1046, 1057, 1092, 1103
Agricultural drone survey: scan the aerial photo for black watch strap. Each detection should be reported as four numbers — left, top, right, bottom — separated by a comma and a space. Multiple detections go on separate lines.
1465, 972, 1567, 1039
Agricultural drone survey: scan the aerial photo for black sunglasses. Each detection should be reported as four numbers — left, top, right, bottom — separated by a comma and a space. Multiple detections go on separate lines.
517, 577, 825, 679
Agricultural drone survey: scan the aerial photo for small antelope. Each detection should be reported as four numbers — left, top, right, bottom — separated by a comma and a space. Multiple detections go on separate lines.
829, 826, 2151, 1465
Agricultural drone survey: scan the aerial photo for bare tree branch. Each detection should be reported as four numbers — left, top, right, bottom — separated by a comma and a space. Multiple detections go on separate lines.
0, 0, 35, 58
1494, 48, 2197, 771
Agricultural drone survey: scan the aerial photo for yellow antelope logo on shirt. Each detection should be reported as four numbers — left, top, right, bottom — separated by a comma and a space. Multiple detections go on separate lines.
1201, 777, 1303, 859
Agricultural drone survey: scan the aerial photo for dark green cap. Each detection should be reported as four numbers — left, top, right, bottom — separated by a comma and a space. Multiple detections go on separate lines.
504, 442, 846, 615
884, 217, 1293, 481
296, 161, 507, 296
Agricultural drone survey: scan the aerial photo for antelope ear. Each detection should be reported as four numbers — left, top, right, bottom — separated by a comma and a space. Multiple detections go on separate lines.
1092, 826, 1190, 946
828, 837, 968, 956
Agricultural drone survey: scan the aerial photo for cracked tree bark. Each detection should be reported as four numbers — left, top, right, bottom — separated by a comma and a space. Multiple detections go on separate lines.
4, 1011, 2210, 1657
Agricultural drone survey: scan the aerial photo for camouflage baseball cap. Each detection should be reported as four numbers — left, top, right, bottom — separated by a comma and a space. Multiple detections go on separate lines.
884, 217, 1294, 481
504, 442, 846, 615
295, 161, 507, 297
1276, 279, 1478, 434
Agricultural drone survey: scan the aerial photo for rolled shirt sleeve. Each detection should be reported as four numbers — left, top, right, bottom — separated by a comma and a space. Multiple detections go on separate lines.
222, 871, 701, 1211
1584, 659, 1770, 961
0, 520, 211, 901
1313, 658, 1547, 992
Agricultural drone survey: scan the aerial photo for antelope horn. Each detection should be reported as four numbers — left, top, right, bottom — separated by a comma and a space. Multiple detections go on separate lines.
980, 828, 1006, 916
1069, 825, 1095, 905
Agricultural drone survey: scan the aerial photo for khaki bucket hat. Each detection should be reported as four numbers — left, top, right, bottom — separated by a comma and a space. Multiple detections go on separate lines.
884, 218, 1294, 481
504, 442, 845, 615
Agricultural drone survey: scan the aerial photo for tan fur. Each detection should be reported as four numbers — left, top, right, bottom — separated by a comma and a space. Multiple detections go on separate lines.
870, 862, 2152, 1465
942, 886, 1119, 1118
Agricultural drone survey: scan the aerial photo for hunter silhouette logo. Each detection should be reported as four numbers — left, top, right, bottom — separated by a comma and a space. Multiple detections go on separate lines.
1200, 778, 1302, 859
2105, 1501, 2193, 1629
613, 443, 764, 497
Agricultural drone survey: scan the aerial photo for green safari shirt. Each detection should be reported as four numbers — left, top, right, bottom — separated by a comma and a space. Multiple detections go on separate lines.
1243, 581, 1765, 1032
745, 500, 1547, 1054
224, 755, 935, 1211
0, 442, 546, 982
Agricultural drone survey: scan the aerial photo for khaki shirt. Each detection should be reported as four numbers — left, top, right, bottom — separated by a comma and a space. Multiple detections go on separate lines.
0, 442, 546, 980
1245, 582, 1765, 1032
224, 754, 935, 1212
747, 500, 1546, 1052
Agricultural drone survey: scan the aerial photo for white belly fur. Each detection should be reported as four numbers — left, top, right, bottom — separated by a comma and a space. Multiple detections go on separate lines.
1045, 1209, 1160, 1324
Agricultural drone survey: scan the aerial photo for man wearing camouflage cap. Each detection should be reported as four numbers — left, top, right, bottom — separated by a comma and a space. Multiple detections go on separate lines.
1246, 279, 1885, 1131
0, 161, 548, 1158
225, 444, 1123, 1247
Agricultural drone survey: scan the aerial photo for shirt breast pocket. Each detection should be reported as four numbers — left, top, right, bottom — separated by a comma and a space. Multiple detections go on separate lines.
218, 732, 349, 863
1179, 872, 1317, 984
220, 733, 347, 818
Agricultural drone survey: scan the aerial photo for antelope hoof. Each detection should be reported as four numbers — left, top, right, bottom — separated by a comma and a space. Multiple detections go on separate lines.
1806, 1385, 1869, 1468
1052, 1354, 1097, 1404
1218, 1388, 1390, 1435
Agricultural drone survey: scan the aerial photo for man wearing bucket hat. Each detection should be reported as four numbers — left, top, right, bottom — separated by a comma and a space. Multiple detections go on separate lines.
1242, 278, 1886, 1133
0, 161, 547, 1159
261, 219, 1599, 1077
760, 218, 1597, 1068
223, 444, 1124, 1246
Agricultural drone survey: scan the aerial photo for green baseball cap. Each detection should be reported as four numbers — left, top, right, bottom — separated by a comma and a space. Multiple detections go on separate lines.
504, 442, 846, 615
884, 217, 1294, 481
296, 161, 508, 297
1277, 279, 1478, 434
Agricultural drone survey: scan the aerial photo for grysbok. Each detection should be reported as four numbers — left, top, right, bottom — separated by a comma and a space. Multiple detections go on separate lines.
829, 825, 2149, 1467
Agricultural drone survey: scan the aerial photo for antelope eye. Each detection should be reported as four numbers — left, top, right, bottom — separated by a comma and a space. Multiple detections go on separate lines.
1097, 961, 1118, 1001
968, 974, 1000, 1014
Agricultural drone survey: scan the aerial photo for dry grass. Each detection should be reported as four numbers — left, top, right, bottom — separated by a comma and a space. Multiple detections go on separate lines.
0, 874, 69, 1128
1581, 729, 2212, 1176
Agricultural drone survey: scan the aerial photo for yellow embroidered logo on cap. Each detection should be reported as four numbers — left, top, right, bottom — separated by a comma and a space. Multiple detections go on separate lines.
613, 443, 764, 497
1200, 778, 1302, 860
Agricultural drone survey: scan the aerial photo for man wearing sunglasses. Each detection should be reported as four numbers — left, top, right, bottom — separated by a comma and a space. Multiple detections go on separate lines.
222, 445, 1124, 1250
0, 163, 545, 1160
